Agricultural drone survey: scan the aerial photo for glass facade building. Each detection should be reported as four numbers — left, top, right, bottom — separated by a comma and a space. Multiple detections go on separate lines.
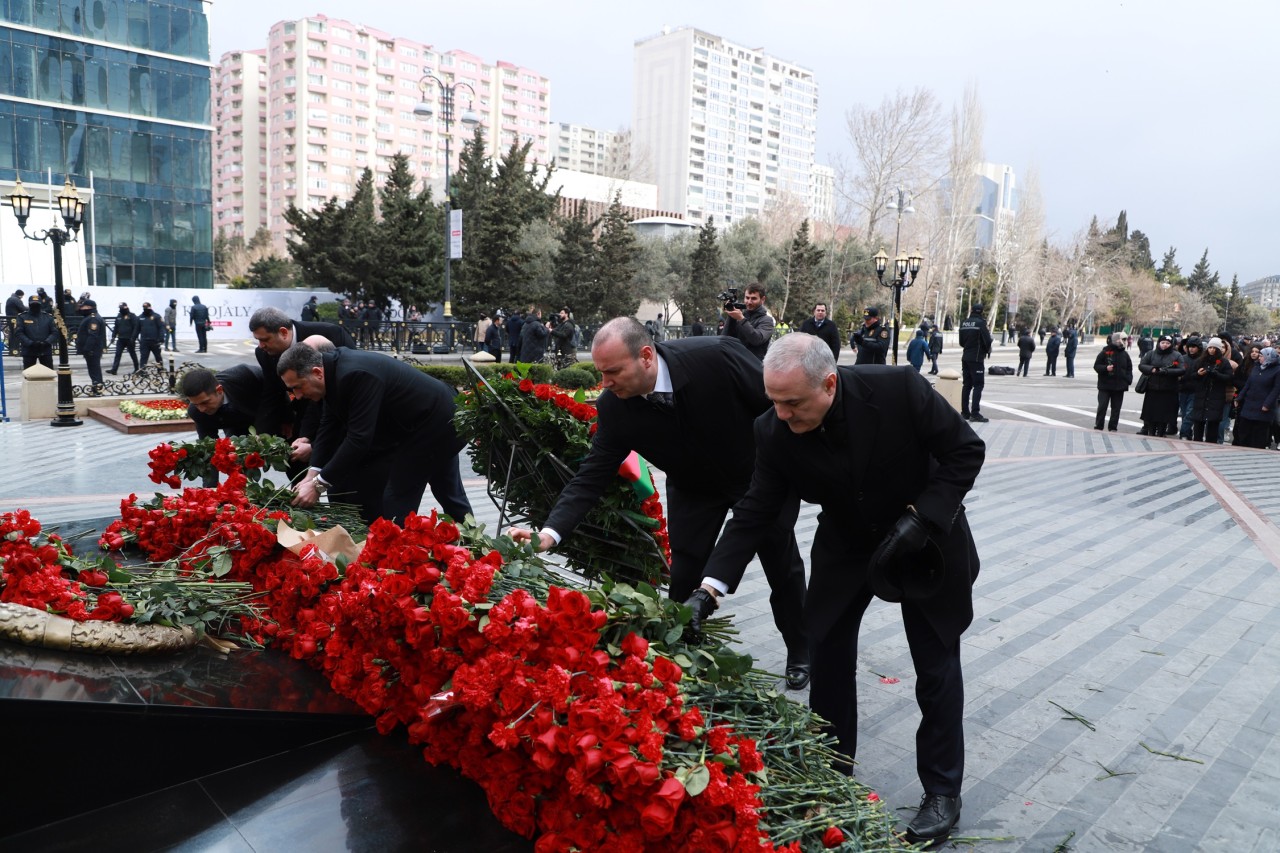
0, 0, 214, 289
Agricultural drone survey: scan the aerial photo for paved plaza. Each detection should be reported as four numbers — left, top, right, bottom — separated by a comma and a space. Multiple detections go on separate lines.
2, 338, 1278, 850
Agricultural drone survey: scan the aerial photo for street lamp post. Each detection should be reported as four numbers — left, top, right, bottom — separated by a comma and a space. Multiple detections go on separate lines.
6, 177, 85, 427
414, 75, 479, 348
873, 246, 923, 365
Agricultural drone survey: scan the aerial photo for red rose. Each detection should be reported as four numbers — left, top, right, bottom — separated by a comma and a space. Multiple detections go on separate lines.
518, 378, 534, 393
822, 826, 845, 847
639, 777, 686, 838
621, 632, 649, 658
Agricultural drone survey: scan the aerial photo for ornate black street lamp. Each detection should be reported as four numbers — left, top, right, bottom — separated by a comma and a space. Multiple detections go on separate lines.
873, 247, 923, 365
414, 75, 480, 337
6, 177, 85, 427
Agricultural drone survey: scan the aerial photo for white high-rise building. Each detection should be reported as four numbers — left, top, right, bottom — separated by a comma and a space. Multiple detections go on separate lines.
632, 27, 818, 226
552, 122, 628, 178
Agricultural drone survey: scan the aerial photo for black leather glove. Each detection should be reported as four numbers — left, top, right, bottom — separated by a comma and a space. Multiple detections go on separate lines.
869, 509, 931, 576
682, 587, 719, 644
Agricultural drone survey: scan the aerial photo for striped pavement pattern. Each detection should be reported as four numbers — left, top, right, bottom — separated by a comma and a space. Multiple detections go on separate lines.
1, 418, 1278, 850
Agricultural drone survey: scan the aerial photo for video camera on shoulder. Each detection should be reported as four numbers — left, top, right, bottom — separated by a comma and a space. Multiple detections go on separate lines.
719, 287, 746, 311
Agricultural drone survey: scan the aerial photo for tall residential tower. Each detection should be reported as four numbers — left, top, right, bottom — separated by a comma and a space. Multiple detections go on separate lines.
631, 26, 818, 227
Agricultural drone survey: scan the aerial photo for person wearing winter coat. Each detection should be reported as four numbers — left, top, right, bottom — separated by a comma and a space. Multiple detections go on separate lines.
1137, 335, 1186, 436
905, 328, 928, 371
1016, 330, 1036, 377
1232, 347, 1280, 448
1185, 338, 1235, 443
1176, 336, 1204, 439
928, 326, 943, 374
1043, 330, 1061, 376
1093, 332, 1133, 431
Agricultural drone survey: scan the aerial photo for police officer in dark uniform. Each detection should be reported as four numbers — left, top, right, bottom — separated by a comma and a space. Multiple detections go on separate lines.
75, 299, 108, 392
107, 302, 139, 374
1063, 326, 1079, 378
4, 288, 24, 355
851, 306, 890, 365
14, 296, 57, 369
959, 303, 993, 422
138, 301, 165, 368
190, 295, 210, 352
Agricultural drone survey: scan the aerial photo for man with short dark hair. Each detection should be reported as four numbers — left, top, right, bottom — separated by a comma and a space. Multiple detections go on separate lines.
181, 365, 263, 441
719, 284, 774, 360
851, 307, 889, 365
248, 306, 356, 463
551, 307, 577, 367
799, 302, 841, 360
278, 343, 472, 525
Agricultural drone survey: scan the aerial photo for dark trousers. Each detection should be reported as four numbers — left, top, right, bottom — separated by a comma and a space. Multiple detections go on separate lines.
1177, 392, 1195, 438
110, 339, 138, 372
1016, 356, 1031, 376
1192, 420, 1221, 443
339, 449, 472, 527
22, 345, 53, 370
1044, 355, 1057, 375
1065, 353, 1076, 377
666, 482, 809, 665
5, 319, 17, 354
809, 585, 965, 795
1095, 389, 1124, 429
139, 340, 162, 368
194, 324, 208, 351
83, 352, 103, 386
961, 361, 985, 415
928, 354, 939, 374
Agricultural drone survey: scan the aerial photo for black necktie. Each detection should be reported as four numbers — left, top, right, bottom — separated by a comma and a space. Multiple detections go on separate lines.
646, 390, 673, 410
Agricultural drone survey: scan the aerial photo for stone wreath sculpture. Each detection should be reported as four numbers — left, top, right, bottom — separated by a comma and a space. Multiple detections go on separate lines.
0, 602, 197, 656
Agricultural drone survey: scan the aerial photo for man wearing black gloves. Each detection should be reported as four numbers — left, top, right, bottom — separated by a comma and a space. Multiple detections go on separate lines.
106, 303, 139, 375
958, 303, 993, 421
698, 333, 985, 847
75, 300, 108, 391
851, 306, 890, 365
14, 296, 56, 369
137, 302, 165, 368
719, 284, 775, 361
799, 301, 841, 360
508, 318, 811, 689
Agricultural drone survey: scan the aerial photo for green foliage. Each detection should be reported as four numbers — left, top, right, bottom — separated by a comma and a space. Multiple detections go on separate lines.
680, 217, 723, 324
240, 255, 297, 289
315, 300, 340, 321
450, 130, 558, 318
553, 202, 599, 317
593, 192, 643, 321
375, 153, 441, 313
1185, 248, 1220, 294
550, 366, 598, 389
285, 195, 353, 293
1157, 247, 1184, 287
777, 219, 825, 323
721, 218, 778, 291
411, 360, 555, 389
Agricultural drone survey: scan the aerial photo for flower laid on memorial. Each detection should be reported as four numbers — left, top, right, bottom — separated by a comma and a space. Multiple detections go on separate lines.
0, 439, 910, 850
118, 398, 190, 421
454, 363, 671, 586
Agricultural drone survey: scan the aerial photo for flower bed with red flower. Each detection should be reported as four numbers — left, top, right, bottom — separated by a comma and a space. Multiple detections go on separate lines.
455, 362, 671, 587
1, 438, 908, 851
118, 398, 191, 421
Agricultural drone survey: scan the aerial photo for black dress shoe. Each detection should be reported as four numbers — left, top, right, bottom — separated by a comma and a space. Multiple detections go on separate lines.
106, 369, 117, 375
784, 663, 810, 690
906, 793, 961, 845
967, 412, 989, 423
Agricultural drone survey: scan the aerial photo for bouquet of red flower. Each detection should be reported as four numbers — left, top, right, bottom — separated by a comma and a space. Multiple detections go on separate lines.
454, 362, 670, 587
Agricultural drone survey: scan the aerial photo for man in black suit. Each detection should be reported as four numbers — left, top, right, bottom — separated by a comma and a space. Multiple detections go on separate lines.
508, 318, 810, 688
181, 365, 263, 441
248, 307, 356, 466
697, 333, 985, 846
277, 344, 472, 525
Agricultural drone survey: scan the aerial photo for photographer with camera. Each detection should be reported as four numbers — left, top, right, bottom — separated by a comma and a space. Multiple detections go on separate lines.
850, 307, 890, 365
550, 307, 577, 368
719, 283, 774, 361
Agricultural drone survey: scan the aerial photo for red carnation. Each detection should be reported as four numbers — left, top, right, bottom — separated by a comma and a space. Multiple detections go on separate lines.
822, 826, 845, 847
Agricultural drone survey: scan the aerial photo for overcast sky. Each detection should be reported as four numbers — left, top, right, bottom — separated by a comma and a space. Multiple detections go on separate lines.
209, 0, 1278, 284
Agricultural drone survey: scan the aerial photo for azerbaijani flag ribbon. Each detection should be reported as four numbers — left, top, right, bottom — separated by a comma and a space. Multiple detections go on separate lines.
617, 451, 655, 500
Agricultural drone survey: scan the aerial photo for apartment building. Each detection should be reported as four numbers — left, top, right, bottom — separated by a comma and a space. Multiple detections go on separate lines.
631, 26, 818, 226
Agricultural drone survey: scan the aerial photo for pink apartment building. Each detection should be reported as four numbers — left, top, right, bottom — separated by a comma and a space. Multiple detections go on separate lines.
213, 14, 551, 252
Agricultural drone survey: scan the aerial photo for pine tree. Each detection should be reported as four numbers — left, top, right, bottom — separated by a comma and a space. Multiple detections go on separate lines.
682, 217, 723, 322
779, 219, 825, 322
1156, 247, 1184, 287
1185, 248, 1219, 294
285, 196, 352, 292
552, 201, 599, 317
1127, 229, 1154, 271
594, 192, 642, 321
376, 153, 439, 314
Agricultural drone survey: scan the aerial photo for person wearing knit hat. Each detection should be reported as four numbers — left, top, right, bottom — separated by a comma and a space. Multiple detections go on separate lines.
1093, 332, 1134, 431
1186, 337, 1235, 442
1137, 334, 1186, 436
1231, 346, 1280, 448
